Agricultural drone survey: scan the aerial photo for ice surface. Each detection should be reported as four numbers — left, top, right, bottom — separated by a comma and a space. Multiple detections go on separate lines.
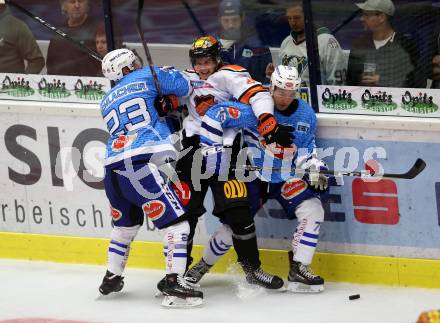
1, 259, 439, 323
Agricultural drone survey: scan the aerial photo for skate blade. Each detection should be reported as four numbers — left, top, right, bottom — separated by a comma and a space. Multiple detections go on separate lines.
246, 281, 287, 293
287, 282, 324, 293
161, 295, 203, 308
268, 285, 287, 293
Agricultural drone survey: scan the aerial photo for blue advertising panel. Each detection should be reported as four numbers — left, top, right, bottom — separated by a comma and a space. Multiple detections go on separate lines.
204, 138, 440, 257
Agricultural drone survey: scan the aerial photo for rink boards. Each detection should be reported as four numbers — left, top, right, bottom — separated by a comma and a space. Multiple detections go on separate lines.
0, 100, 440, 288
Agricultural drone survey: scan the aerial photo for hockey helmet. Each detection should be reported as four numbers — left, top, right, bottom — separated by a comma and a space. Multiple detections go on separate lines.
270, 65, 301, 93
189, 36, 222, 66
102, 48, 138, 82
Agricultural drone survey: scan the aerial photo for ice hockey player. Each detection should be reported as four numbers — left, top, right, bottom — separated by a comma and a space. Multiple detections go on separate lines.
155, 36, 291, 292
188, 65, 331, 293
98, 48, 202, 307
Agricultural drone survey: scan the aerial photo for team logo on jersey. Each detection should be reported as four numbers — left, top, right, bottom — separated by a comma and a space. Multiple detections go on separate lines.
296, 122, 310, 133
224, 180, 247, 199
171, 181, 191, 206
282, 55, 307, 76
111, 133, 138, 152
142, 200, 166, 221
228, 106, 240, 119
260, 139, 297, 160
281, 179, 308, 200
110, 206, 122, 221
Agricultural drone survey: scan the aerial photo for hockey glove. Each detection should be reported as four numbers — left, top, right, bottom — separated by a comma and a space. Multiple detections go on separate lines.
299, 156, 329, 191
154, 95, 179, 117
257, 113, 293, 147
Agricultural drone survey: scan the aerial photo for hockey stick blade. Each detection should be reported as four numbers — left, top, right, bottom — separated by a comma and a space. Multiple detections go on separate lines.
136, 0, 162, 96
383, 157, 426, 179
5, 0, 102, 62
239, 158, 426, 180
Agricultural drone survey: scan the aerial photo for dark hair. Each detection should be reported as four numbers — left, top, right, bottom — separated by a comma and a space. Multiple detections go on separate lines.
95, 22, 123, 49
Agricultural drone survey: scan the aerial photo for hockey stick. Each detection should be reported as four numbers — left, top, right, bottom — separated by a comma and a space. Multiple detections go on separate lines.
135, 0, 162, 97
238, 158, 426, 180
331, 9, 360, 35
181, 0, 206, 36
5, 0, 102, 62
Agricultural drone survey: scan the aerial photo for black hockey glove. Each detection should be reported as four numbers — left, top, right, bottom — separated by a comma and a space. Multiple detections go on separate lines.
154, 95, 179, 117
257, 113, 293, 147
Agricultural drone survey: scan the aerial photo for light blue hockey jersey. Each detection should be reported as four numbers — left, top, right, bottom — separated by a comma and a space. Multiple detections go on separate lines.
100, 66, 190, 168
200, 99, 317, 183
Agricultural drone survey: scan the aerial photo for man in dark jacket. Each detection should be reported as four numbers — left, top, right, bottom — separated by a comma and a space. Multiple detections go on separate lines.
346, 0, 421, 88
46, 0, 100, 76
217, 0, 272, 85
0, 3, 44, 74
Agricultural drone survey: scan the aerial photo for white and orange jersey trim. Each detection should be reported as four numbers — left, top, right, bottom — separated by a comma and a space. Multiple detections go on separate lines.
181, 65, 273, 137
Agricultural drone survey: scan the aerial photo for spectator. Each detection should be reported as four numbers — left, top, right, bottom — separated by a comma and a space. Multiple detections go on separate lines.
430, 2, 440, 88
267, 1, 345, 86
432, 33, 440, 88
0, 3, 44, 74
346, 0, 421, 88
95, 23, 109, 58
95, 22, 125, 58
94, 23, 143, 77
217, 0, 272, 84
46, 0, 100, 76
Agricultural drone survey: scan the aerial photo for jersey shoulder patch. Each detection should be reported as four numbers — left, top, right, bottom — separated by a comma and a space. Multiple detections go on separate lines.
220, 64, 248, 73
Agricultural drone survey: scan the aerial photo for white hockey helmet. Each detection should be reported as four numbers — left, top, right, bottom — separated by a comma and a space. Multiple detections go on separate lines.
102, 48, 138, 82
270, 65, 301, 93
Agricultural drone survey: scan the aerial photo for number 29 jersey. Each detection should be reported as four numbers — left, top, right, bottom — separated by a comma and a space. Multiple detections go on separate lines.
100, 66, 190, 168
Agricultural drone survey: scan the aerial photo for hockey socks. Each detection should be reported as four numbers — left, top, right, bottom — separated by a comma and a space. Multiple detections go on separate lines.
107, 225, 139, 276
203, 224, 233, 265
163, 221, 190, 275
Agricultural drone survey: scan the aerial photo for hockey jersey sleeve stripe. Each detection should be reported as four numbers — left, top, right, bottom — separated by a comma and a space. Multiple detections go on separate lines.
202, 122, 223, 137
238, 84, 268, 105
220, 64, 248, 73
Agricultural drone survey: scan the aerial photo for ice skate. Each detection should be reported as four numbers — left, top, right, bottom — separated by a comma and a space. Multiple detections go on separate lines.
99, 270, 124, 295
287, 251, 324, 293
184, 258, 212, 284
160, 273, 203, 308
242, 265, 285, 291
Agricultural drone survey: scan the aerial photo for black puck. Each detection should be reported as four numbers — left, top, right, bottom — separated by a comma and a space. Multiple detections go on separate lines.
349, 294, 360, 300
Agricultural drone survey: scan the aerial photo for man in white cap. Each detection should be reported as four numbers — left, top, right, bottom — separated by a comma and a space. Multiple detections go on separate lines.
346, 0, 422, 87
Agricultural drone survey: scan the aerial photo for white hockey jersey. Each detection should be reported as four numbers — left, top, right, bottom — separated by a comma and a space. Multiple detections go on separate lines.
181, 65, 274, 138
279, 28, 345, 86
